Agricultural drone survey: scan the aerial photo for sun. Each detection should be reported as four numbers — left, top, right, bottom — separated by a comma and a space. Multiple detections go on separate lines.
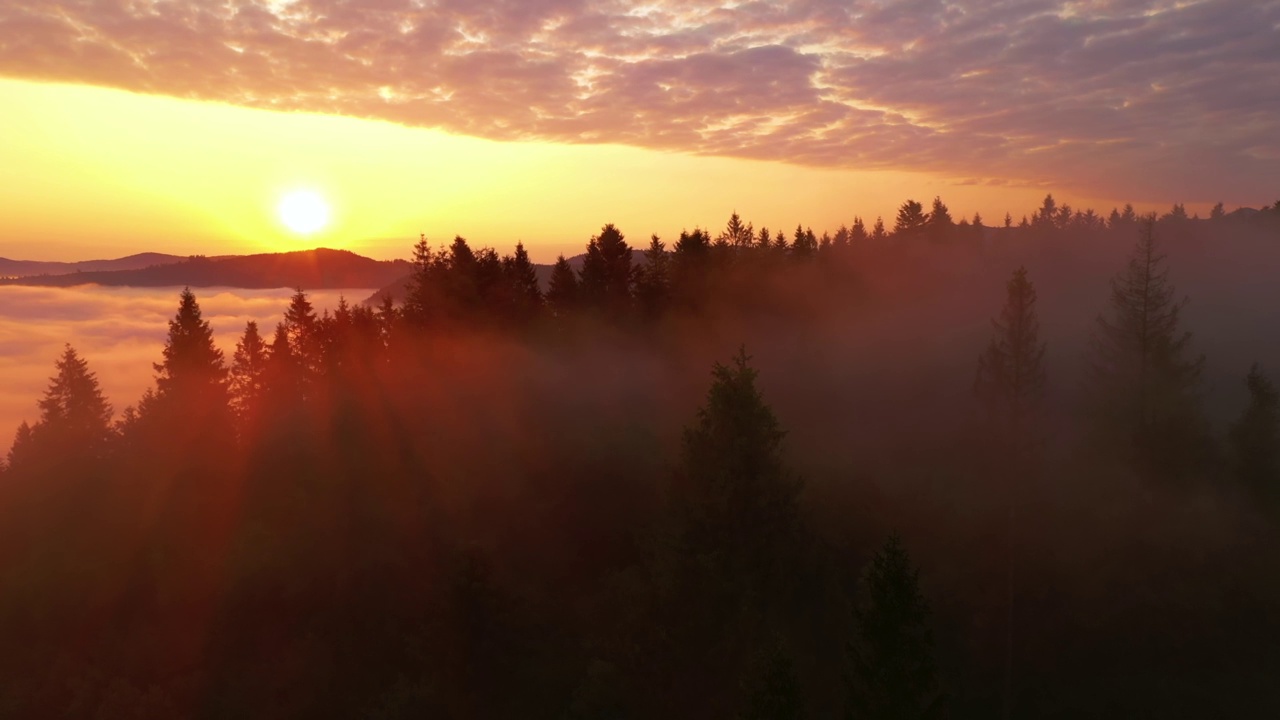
278, 189, 330, 235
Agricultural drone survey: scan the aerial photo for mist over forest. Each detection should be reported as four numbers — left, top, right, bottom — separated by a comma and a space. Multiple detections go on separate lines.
4, 196, 1280, 718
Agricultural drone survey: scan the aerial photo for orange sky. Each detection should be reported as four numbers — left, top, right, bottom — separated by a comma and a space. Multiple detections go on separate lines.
0, 78, 1194, 264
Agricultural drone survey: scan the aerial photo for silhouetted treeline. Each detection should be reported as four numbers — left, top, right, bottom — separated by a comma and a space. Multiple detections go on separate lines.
3, 196, 1280, 718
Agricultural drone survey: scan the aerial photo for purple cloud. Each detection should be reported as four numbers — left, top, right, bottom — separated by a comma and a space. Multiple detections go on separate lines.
0, 0, 1276, 200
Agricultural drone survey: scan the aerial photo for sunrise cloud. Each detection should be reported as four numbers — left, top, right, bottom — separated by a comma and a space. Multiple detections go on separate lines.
1, 0, 1275, 200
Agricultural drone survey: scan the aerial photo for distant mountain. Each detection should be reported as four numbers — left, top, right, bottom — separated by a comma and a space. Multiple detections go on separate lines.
1, 248, 411, 290
0, 252, 185, 279
362, 249, 647, 306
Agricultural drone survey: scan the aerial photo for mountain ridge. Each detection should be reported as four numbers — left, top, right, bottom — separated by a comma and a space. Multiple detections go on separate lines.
0, 248, 410, 290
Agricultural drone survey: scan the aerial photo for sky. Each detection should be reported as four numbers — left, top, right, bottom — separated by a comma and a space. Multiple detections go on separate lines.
1, 0, 1278, 262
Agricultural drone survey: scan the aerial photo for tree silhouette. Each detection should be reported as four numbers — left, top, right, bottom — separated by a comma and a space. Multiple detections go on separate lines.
229, 320, 268, 428
579, 224, 635, 315
972, 266, 1045, 720
871, 217, 888, 242
975, 268, 1047, 446
722, 212, 754, 248
1086, 216, 1207, 477
151, 288, 228, 407
1229, 364, 1279, 497
894, 200, 928, 238
845, 535, 942, 720
674, 347, 802, 587
637, 234, 671, 318
5, 420, 35, 475
927, 197, 952, 242
501, 241, 543, 324
546, 255, 580, 317
791, 226, 818, 258
34, 344, 113, 461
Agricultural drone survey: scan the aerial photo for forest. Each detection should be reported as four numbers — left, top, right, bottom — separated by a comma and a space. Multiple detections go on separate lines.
3, 196, 1280, 719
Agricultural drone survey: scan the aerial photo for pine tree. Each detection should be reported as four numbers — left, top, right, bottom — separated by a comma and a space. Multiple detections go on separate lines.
894, 200, 928, 238
578, 224, 634, 315
791, 225, 817, 258
1229, 364, 1279, 496
263, 321, 303, 415
722, 212, 753, 248
403, 234, 440, 326
6, 421, 35, 474
845, 535, 942, 720
35, 344, 113, 458
851, 217, 868, 243
636, 234, 671, 317
501, 241, 543, 324
972, 267, 1045, 720
1087, 216, 1206, 476
546, 255, 579, 317
1032, 194, 1058, 231
229, 321, 269, 427
1210, 202, 1225, 220
153, 288, 229, 404
674, 348, 801, 585
143, 287, 234, 467
282, 288, 324, 397
871, 217, 888, 242
975, 268, 1047, 446
739, 637, 805, 720
927, 197, 952, 242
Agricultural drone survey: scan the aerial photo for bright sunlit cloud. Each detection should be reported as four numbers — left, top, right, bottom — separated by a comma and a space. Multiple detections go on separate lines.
278, 190, 330, 235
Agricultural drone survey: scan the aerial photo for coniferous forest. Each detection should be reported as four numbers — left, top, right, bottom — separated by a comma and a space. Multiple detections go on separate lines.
4, 198, 1280, 718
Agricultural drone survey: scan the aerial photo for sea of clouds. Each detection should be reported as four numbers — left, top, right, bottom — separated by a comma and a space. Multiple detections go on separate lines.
0, 285, 373, 452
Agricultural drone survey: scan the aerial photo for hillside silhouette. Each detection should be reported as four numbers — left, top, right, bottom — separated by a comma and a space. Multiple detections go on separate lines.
0, 248, 410, 289
3, 197, 1280, 719
0, 252, 185, 279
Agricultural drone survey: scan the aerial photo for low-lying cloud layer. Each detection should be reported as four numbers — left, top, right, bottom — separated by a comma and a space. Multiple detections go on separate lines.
2, 0, 1276, 200
0, 285, 368, 451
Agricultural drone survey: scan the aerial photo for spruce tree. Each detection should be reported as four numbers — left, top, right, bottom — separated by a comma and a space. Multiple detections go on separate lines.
675, 347, 801, 586
1229, 364, 1279, 497
6, 421, 35, 475
636, 234, 671, 318
403, 234, 440, 327
927, 197, 952, 242
36, 344, 113, 459
973, 267, 1044, 720
851, 217, 868, 243
144, 287, 234, 467
229, 321, 269, 428
501, 241, 543, 323
975, 267, 1047, 446
1086, 216, 1206, 476
578, 224, 634, 315
845, 535, 941, 720
153, 288, 229, 405
546, 255, 580, 317
871, 218, 888, 242
894, 200, 928, 238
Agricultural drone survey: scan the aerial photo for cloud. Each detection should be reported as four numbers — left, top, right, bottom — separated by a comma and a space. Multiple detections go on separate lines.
0, 285, 368, 452
0, 0, 1276, 199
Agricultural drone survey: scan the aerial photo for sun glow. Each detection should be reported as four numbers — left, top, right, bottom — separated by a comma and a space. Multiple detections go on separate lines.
278, 190, 330, 235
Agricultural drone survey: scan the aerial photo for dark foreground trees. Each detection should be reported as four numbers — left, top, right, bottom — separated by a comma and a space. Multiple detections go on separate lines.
1086, 216, 1207, 477
845, 535, 942, 720
5, 202, 1280, 718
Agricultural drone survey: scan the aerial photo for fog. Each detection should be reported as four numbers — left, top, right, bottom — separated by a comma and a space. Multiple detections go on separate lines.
0, 286, 374, 448
4, 211, 1280, 717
